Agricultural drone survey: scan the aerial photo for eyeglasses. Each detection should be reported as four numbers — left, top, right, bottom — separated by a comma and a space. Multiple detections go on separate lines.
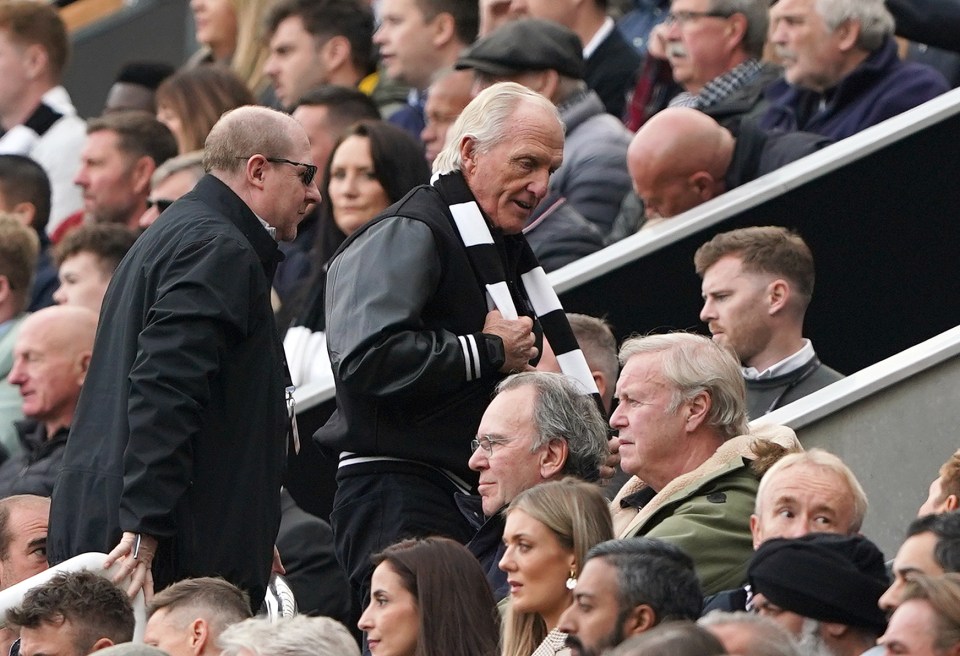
470, 435, 512, 456
145, 198, 175, 214
663, 10, 730, 25
236, 156, 318, 186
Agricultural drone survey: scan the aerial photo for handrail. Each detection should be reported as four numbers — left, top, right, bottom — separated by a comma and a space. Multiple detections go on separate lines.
753, 324, 960, 430
0, 553, 146, 642
547, 86, 960, 294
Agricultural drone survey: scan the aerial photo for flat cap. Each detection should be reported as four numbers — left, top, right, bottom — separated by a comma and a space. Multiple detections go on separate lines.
455, 18, 584, 80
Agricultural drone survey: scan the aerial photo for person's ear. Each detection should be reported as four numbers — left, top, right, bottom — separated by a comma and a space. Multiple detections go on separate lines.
0, 275, 10, 307
835, 19, 861, 51
689, 171, 717, 200
430, 11, 456, 48
130, 155, 155, 195
539, 70, 561, 102
9, 201, 36, 229
767, 279, 790, 315
459, 136, 479, 176
321, 35, 350, 71
725, 13, 748, 50
820, 622, 848, 639
750, 513, 762, 549
623, 604, 657, 635
684, 390, 711, 432
945, 494, 960, 513
245, 155, 269, 190
539, 438, 568, 479
88, 638, 116, 652
22, 43, 48, 81
189, 617, 210, 654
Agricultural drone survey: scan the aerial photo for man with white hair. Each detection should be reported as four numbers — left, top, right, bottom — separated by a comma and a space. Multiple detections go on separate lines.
760, 0, 948, 139
217, 616, 359, 656
609, 332, 801, 594
48, 106, 320, 608
320, 81, 601, 602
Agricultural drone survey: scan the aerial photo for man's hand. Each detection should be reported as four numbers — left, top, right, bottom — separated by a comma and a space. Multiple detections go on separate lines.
483, 309, 537, 373
103, 531, 158, 602
599, 435, 622, 484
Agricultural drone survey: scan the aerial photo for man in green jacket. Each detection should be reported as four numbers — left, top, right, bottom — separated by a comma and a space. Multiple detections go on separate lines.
608, 332, 800, 595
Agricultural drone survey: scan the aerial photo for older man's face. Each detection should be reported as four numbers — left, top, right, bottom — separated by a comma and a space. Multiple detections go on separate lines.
468, 385, 548, 516
257, 133, 321, 241
0, 501, 49, 590
460, 101, 563, 234
609, 353, 690, 491
665, 0, 741, 93
751, 463, 859, 548
769, 0, 846, 93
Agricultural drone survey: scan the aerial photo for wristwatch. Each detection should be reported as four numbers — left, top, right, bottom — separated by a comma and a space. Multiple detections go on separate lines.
481, 333, 506, 371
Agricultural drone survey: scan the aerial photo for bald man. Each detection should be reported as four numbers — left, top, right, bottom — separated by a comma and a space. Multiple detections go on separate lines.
0, 306, 96, 497
49, 106, 320, 608
613, 108, 831, 236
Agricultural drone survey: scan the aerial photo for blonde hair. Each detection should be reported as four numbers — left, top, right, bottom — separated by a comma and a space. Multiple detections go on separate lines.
501, 479, 614, 656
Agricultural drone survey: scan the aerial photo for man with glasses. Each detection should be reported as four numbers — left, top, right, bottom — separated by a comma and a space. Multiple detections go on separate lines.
138, 151, 204, 230
48, 105, 320, 610
461, 371, 609, 599
660, 0, 776, 129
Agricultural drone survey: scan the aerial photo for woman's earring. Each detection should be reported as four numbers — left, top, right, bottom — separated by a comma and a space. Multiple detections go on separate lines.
566, 568, 577, 590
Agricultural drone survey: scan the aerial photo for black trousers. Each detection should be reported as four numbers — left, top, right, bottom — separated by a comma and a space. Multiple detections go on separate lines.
331, 462, 474, 605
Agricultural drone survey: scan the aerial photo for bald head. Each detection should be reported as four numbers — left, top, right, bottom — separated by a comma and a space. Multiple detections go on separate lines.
202, 105, 320, 241
627, 108, 734, 222
8, 306, 98, 436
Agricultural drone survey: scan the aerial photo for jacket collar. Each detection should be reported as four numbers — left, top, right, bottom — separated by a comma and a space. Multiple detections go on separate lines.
610, 423, 801, 537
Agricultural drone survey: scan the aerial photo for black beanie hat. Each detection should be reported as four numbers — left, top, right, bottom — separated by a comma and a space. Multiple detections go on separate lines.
748, 533, 889, 634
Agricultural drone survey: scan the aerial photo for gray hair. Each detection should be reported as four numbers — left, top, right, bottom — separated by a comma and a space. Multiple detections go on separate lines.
202, 105, 297, 175
755, 448, 868, 532
217, 616, 359, 656
709, 0, 768, 58
432, 81, 562, 175
814, 0, 894, 50
496, 371, 609, 481
151, 149, 205, 188
586, 538, 703, 623
699, 611, 804, 656
618, 333, 748, 440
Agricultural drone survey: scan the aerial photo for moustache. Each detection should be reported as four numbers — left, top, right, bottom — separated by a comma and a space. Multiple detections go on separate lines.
667, 42, 689, 59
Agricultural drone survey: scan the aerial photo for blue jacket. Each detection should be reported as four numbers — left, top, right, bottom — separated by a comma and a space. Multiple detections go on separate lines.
759, 37, 948, 139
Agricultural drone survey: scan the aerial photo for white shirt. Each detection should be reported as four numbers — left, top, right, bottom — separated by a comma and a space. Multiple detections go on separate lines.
583, 16, 615, 60
742, 339, 816, 380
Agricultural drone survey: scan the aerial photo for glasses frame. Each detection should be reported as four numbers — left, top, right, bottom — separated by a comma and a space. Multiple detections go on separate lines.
470, 435, 512, 456
145, 198, 175, 214
663, 9, 730, 25
236, 156, 318, 186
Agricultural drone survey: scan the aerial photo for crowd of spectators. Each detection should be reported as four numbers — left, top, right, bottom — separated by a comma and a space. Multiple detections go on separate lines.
0, 0, 956, 654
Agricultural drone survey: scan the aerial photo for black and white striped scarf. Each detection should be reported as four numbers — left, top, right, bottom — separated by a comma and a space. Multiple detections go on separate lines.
433, 171, 602, 405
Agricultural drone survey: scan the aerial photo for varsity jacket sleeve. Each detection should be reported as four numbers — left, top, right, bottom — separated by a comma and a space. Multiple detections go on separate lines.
325, 217, 498, 398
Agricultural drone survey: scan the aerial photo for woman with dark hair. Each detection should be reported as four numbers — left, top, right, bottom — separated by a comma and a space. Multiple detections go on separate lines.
358, 537, 500, 656
155, 65, 255, 154
282, 120, 430, 386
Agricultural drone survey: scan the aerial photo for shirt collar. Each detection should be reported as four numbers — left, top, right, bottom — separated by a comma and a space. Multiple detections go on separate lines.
742, 339, 815, 380
255, 215, 277, 240
583, 16, 615, 60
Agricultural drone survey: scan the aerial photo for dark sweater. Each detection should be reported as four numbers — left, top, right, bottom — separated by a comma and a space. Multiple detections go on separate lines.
746, 359, 844, 419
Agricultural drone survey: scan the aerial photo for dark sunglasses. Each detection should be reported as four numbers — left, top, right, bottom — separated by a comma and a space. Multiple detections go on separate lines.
237, 156, 317, 186
145, 198, 175, 213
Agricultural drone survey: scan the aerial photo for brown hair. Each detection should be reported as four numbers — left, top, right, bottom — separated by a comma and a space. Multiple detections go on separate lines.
53, 223, 136, 273
0, 214, 39, 312
6, 570, 134, 651
372, 537, 500, 656
156, 65, 255, 153
901, 573, 960, 651
694, 226, 815, 308
147, 577, 252, 631
87, 111, 178, 168
0, 1, 68, 79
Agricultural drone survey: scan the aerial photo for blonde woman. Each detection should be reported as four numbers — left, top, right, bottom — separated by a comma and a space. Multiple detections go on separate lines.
188, 0, 273, 95
500, 479, 614, 656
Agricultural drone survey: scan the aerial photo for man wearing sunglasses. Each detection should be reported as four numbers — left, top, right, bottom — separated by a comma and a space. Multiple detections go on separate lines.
48, 105, 321, 611
138, 150, 205, 230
